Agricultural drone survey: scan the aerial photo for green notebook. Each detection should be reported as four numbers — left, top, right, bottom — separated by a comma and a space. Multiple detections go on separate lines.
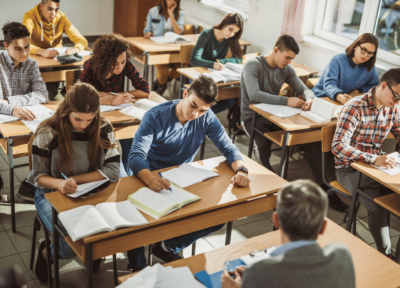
128, 184, 201, 219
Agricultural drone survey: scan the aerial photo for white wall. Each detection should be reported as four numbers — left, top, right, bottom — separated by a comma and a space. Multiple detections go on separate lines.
0, 0, 114, 39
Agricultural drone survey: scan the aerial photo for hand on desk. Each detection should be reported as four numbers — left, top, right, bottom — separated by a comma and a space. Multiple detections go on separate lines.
336, 94, 352, 105
58, 178, 78, 195
213, 62, 225, 70
221, 266, 246, 288
99, 92, 136, 106
301, 98, 313, 111
66, 47, 80, 55
12, 106, 36, 121
144, 32, 154, 39
287, 97, 305, 108
38, 49, 59, 59
231, 172, 250, 187
375, 155, 397, 169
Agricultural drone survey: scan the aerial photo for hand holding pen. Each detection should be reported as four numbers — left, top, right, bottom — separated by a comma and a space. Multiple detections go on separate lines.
109, 92, 136, 105
11, 106, 37, 121
158, 172, 172, 192
59, 173, 78, 194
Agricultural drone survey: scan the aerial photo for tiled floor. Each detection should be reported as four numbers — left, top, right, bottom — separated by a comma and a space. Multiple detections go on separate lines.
0, 54, 399, 287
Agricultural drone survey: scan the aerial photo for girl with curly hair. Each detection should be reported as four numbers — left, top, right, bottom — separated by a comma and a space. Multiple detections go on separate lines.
80, 33, 149, 176
144, 0, 184, 95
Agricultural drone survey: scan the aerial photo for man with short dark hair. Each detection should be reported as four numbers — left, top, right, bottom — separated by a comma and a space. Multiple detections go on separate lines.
127, 75, 250, 271
333, 68, 400, 257
221, 180, 355, 288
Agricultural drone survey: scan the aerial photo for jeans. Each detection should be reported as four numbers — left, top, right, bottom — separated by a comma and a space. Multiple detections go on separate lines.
336, 167, 392, 255
34, 188, 76, 259
127, 223, 225, 270
211, 99, 238, 115
119, 138, 133, 176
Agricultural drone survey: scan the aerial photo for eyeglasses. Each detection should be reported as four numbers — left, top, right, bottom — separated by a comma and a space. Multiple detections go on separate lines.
358, 44, 375, 57
387, 83, 400, 101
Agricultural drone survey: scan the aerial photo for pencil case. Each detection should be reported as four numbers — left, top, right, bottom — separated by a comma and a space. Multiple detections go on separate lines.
57, 53, 83, 64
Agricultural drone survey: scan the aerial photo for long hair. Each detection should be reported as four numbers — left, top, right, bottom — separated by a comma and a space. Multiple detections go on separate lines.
35, 83, 117, 175
213, 13, 244, 58
158, 0, 181, 21
90, 34, 132, 81
345, 33, 378, 72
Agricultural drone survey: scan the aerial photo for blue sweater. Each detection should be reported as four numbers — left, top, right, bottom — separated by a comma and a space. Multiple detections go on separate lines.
312, 53, 378, 100
128, 100, 243, 175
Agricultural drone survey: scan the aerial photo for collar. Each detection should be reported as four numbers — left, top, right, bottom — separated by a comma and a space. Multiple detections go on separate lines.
366, 87, 385, 111
270, 240, 317, 257
347, 56, 366, 69
2, 51, 23, 69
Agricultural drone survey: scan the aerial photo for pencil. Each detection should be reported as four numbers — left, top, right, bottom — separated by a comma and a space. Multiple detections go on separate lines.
216, 59, 221, 64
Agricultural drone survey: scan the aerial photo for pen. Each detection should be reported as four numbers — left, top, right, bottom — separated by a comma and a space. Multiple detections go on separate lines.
61, 173, 71, 182
158, 172, 172, 192
110, 92, 132, 102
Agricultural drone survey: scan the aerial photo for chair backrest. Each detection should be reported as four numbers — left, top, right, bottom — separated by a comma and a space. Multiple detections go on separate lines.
243, 52, 261, 64
321, 124, 337, 153
183, 25, 203, 35
65, 69, 82, 92
28, 135, 35, 171
180, 44, 195, 65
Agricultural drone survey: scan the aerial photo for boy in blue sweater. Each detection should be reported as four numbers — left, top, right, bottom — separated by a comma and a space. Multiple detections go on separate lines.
127, 75, 250, 271
312, 33, 379, 104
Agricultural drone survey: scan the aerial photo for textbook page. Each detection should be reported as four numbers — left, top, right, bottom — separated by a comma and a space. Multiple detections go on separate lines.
254, 103, 302, 118
159, 184, 201, 207
58, 205, 112, 242
162, 168, 201, 187
0, 114, 19, 124
0, 104, 53, 124
119, 99, 158, 120
225, 62, 243, 74
150, 32, 190, 44
47, 47, 92, 60
208, 68, 241, 79
95, 200, 149, 230
21, 110, 55, 133
180, 162, 219, 181
100, 103, 133, 113
67, 179, 109, 198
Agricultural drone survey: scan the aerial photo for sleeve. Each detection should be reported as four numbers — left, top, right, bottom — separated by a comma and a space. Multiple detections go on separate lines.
286, 66, 315, 100
243, 61, 288, 105
63, 15, 88, 52
128, 111, 157, 175
190, 31, 215, 68
98, 130, 121, 182
206, 111, 243, 166
176, 10, 184, 35
27, 131, 54, 185
332, 105, 377, 165
360, 67, 379, 93
321, 58, 344, 100
126, 61, 150, 93
218, 54, 243, 65
22, 14, 40, 55
6, 62, 48, 109
144, 9, 153, 34
79, 61, 94, 85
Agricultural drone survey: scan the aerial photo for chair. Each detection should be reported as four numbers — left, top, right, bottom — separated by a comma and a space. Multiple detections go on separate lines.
178, 44, 195, 99
306, 77, 320, 89
65, 70, 82, 92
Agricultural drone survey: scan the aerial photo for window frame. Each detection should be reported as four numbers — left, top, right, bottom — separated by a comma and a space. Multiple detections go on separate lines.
223, 0, 250, 13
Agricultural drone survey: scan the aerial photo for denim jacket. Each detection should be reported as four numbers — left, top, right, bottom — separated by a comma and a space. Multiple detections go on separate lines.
144, 6, 184, 36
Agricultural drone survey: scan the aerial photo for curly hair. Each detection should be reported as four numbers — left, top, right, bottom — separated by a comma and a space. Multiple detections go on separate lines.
90, 34, 132, 81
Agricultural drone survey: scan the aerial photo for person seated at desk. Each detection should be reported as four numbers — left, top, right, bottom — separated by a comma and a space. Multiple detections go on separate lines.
190, 13, 244, 115
0, 21, 47, 121
28, 83, 120, 283
333, 68, 400, 257
22, 0, 89, 100
127, 75, 250, 272
221, 179, 355, 288
80, 33, 149, 176
312, 33, 379, 105
144, 0, 184, 95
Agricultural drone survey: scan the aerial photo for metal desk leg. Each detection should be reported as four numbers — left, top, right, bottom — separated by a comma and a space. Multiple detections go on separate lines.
346, 171, 361, 232
8, 137, 16, 233
52, 208, 60, 288
113, 254, 118, 287
151, 65, 154, 88
248, 112, 256, 158
225, 221, 233, 245
125, 76, 129, 92
143, 52, 150, 82
278, 132, 289, 179
86, 243, 93, 288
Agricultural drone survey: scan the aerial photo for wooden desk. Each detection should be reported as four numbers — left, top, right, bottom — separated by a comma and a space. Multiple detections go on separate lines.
291, 61, 319, 78
0, 92, 165, 233
46, 155, 287, 287
118, 219, 400, 287
30, 55, 90, 83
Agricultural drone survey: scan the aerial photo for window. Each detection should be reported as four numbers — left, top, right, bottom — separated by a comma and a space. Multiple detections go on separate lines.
314, 0, 400, 65
199, 0, 249, 15
223, 0, 250, 13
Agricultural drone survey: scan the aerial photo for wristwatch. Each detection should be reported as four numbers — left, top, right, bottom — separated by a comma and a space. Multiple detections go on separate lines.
235, 166, 248, 175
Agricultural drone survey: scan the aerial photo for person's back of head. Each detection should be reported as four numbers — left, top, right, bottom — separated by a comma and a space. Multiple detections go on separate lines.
269, 34, 299, 68
274, 34, 300, 55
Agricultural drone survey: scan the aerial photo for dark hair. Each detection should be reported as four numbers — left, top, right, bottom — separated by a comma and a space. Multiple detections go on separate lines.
277, 180, 327, 241
2, 22, 30, 45
274, 34, 300, 54
378, 68, 400, 88
187, 75, 218, 105
158, 0, 181, 21
42, 0, 59, 4
345, 33, 378, 72
213, 13, 244, 58
90, 34, 132, 81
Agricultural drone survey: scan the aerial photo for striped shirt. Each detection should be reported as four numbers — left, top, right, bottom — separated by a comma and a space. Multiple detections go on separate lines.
332, 88, 400, 170
27, 119, 120, 187
0, 51, 48, 115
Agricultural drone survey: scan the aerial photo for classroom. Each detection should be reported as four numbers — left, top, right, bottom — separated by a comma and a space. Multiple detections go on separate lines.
1, 0, 400, 287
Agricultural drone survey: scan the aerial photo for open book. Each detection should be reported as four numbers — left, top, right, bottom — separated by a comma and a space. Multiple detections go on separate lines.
254, 103, 302, 118
300, 97, 343, 123
119, 99, 159, 120
0, 104, 53, 124
225, 62, 243, 74
128, 184, 201, 219
67, 179, 110, 199
150, 32, 190, 44
100, 103, 133, 113
58, 200, 149, 242
21, 110, 55, 133
162, 162, 219, 188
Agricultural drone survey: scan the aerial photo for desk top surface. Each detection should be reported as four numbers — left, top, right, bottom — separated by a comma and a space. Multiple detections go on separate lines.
118, 219, 400, 287
45, 155, 287, 243
30, 55, 90, 68
0, 92, 165, 138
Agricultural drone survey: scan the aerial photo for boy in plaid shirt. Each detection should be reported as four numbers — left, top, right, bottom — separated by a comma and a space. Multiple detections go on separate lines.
332, 68, 400, 257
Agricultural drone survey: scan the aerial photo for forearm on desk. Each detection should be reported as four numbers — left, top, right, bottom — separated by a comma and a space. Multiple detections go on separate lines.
127, 90, 149, 98
231, 160, 247, 172
137, 169, 154, 186
37, 175, 64, 190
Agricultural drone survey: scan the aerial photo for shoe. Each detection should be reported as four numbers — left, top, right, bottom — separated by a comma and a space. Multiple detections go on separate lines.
152, 79, 160, 91
17, 179, 35, 202
92, 258, 102, 273
155, 83, 168, 96
152, 242, 183, 263
328, 193, 349, 212
34, 238, 49, 283
127, 264, 146, 273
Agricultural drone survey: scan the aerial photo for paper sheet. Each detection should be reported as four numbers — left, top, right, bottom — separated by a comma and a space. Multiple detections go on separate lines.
254, 103, 302, 118
0, 104, 53, 124
67, 179, 109, 198
47, 47, 92, 60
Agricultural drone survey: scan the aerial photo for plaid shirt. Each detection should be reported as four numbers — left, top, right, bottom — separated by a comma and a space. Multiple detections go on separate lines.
0, 51, 48, 115
332, 88, 400, 170
79, 59, 149, 93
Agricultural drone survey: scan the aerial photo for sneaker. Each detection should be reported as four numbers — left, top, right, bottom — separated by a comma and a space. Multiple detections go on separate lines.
34, 238, 49, 283
152, 242, 183, 263
17, 179, 35, 202
328, 193, 349, 212
93, 258, 102, 273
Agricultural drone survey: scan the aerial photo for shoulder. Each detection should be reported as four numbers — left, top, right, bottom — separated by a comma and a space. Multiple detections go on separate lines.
100, 118, 113, 133
124, 59, 137, 73
149, 6, 160, 16
329, 53, 347, 66
199, 29, 213, 39
34, 125, 57, 147
143, 100, 176, 124
323, 242, 352, 257
244, 56, 262, 71
23, 7, 36, 19
56, 10, 66, 22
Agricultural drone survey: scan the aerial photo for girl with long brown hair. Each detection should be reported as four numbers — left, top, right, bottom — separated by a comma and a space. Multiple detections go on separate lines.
28, 83, 120, 283
312, 33, 379, 105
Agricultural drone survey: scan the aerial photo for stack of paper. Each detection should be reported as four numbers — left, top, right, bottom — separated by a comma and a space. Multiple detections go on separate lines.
117, 263, 205, 288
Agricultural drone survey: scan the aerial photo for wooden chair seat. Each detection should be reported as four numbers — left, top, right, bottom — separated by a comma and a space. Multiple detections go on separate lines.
375, 193, 400, 218
330, 180, 351, 196
306, 78, 320, 89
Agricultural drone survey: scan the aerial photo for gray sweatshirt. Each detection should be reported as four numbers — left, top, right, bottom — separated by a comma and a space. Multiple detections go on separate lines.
240, 55, 315, 122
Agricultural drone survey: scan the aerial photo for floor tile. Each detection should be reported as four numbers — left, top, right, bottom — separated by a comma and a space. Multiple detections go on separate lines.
14, 166, 30, 183
340, 218, 375, 244
1, 155, 29, 166
35, 267, 87, 288
6, 225, 45, 254
182, 237, 215, 258
0, 254, 33, 281
2, 185, 34, 204
0, 203, 38, 230
261, 210, 273, 219
0, 168, 21, 189
327, 206, 346, 225
204, 227, 248, 249
22, 279, 38, 288
19, 251, 37, 279
233, 213, 267, 227
236, 219, 274, 238
0, 230, 18, 257
88, 254, 131, 288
